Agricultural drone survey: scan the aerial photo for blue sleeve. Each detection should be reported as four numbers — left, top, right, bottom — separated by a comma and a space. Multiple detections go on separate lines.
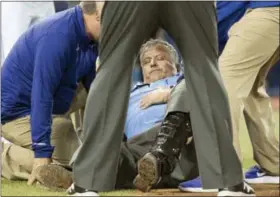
82, 48, 98, 91
31, 33, 72, 158
82, 68, 96, 92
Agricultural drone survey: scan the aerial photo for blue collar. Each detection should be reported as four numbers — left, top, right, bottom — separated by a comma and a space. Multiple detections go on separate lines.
132, 73, 181, 92
74, 6, 98, 48
132, 82, 150, 92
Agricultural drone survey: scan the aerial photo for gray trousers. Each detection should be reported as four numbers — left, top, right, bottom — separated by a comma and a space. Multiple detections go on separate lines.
116, 124, 198, 189
71, 120, 198, 190
73, 2, 243, 192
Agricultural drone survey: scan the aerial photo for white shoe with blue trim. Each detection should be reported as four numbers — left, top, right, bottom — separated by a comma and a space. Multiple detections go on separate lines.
245, 165, 279, 184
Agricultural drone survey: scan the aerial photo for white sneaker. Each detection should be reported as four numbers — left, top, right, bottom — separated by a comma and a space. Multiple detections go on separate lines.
67, 183, 99, 196
245, 165, 279, 184
218, 182, 255, 196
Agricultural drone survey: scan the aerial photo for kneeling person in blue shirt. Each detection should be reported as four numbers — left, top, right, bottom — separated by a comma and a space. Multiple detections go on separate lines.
1, 1, 103, 189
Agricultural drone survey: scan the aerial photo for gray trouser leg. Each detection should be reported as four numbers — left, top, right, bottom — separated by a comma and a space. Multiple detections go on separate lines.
161, 2, 243, 189
73, 2, 159, 192
166, 80, 190, 113
116, 124, 198, 189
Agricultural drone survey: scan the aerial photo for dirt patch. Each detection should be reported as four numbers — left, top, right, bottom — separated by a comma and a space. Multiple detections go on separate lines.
130, 184, 279, 196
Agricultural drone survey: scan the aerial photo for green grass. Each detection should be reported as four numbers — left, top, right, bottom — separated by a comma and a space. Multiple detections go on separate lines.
2, 111, 279, 196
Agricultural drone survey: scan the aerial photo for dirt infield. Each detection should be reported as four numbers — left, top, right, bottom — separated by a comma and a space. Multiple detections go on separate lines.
131, 184, 279, 196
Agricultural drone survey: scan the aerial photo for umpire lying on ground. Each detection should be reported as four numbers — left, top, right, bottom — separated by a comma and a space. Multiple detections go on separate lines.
67, 39, 199, 193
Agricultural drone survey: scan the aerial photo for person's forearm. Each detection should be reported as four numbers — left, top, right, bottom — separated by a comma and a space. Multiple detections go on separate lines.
31, 100, 54, 158
31, 76, 55, 158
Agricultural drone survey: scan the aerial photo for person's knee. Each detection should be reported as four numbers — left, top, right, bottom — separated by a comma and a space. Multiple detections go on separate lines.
51, 117, 76, 142
1, 116, 32, 148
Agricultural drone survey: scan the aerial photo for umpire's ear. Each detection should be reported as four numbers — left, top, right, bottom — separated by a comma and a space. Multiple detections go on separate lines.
176, 60, 184, 73
175, 63, 181, 73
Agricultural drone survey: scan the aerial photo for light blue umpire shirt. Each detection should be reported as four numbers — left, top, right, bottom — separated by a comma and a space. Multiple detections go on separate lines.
125, 74, 180, 140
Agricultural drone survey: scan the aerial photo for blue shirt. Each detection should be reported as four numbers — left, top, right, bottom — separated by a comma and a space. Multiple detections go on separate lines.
125, 74, 180, 140
217, 1, 249, 53
249, 1, 280, 9
217, 1, 280, 53
1, 6, 98, 158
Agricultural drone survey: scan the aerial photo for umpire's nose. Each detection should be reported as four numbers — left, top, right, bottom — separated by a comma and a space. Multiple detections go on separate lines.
150, 58, 158, 68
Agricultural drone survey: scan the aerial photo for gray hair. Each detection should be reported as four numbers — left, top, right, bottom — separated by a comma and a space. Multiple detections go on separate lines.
80, 1, 97, 15
139, 39, 179, 66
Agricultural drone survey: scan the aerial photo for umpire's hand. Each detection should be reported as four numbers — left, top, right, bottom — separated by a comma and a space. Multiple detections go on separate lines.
140, 87, 171, 109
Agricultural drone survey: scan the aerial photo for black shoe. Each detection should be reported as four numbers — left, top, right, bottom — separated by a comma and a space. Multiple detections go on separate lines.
155, 112, 192, 156
133, 112, 192, 192
67, 183, 99, 196
218, 182, 255, 196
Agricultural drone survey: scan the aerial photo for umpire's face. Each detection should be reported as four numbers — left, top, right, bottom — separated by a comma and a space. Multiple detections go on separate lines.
140, 46, 177, 83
